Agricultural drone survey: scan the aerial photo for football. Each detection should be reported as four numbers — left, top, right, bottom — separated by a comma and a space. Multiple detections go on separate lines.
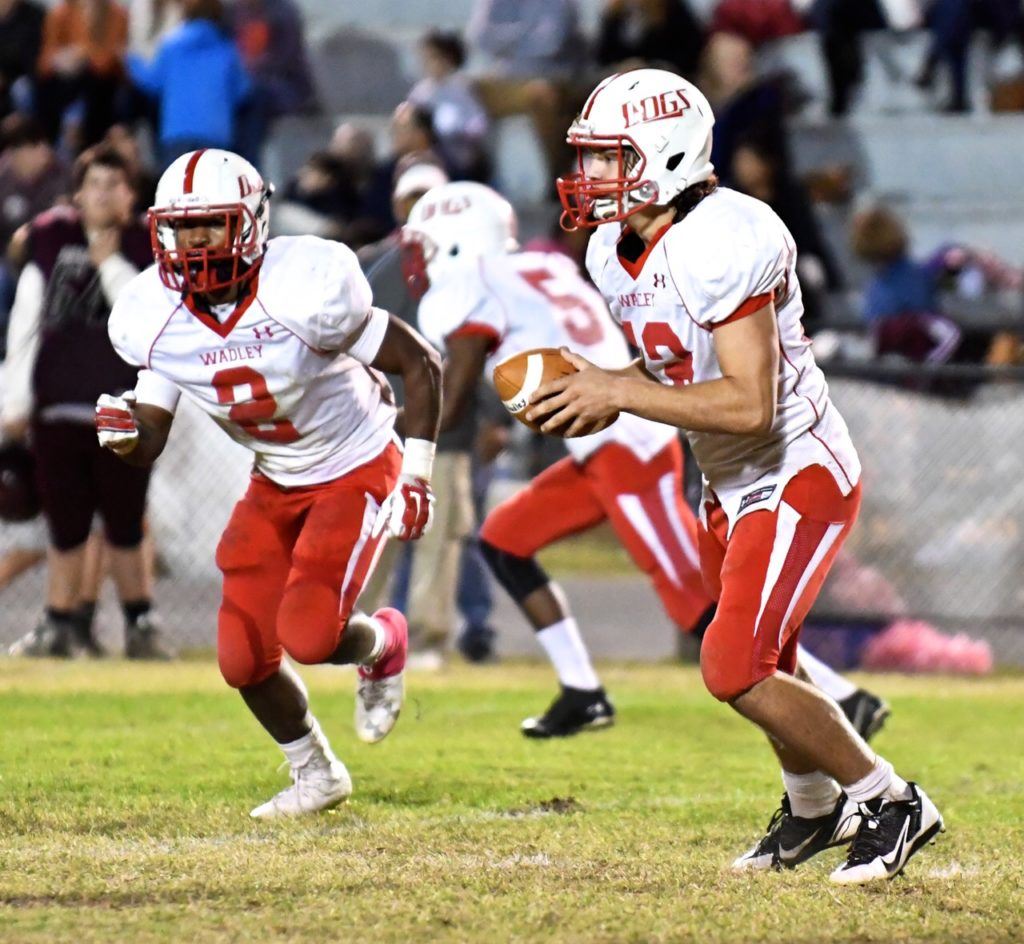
492, 347, 619, 435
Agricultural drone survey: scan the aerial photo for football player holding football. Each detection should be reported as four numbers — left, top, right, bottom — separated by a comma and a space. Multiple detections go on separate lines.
525, 70, 943, 883
96, 149, 442, 818
403, 180, 889, 748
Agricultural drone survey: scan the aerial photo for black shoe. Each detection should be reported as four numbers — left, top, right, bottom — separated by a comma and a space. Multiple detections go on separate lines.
839, 689, 891, 741
125, 614, 174, 661
7, 620, 72, 658
731, 793, 862, 872
830, 783, 943, 884
70, 623, 107, 659
457, 624, 498, 664
521, 686, 615, 738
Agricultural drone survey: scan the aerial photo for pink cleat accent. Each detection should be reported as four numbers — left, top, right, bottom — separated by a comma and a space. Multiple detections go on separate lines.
359, 607, 408, 681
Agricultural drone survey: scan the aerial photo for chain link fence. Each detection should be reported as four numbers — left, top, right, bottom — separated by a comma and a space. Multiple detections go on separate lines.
1, 371, 1022, 663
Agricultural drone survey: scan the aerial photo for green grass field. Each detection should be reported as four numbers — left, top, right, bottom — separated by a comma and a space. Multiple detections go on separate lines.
1, 660, 1021, 944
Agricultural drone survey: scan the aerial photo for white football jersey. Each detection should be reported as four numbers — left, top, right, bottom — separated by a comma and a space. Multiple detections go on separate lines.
586, 187, 861, 531
109, 235, 397, 487
417, 250, 677, 462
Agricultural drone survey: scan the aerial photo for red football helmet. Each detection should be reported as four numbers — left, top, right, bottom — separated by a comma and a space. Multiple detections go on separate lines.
150, 149, 273, 294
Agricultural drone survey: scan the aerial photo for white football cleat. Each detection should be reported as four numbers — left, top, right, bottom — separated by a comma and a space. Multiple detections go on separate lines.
250, 758, 352, 819
830, 783, 943, 884
355, 608, 407, 744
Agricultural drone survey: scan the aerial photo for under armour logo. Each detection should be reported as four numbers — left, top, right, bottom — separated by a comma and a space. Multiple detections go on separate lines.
253, 326, 273, 340
653, 273, 667, 288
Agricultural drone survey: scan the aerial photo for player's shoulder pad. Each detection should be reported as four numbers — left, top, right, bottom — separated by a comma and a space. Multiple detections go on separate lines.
259, 235, 371, 344
108, 264, 183, 367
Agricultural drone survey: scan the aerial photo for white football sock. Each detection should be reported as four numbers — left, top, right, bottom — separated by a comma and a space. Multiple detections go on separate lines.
278, 715, 337, 769
843, 756, 911, 804
782, 769, 842, 818
798, 645, 857, 701
536, 617, 600, 691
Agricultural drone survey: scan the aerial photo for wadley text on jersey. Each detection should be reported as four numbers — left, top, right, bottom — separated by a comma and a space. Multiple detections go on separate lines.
199, 344, 264, 366
617, 291, 656, 308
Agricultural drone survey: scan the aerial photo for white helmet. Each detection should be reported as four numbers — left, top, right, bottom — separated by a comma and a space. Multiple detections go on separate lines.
401, 181, 518, 297
557, 69, 715, 229
150, 148, 273, 293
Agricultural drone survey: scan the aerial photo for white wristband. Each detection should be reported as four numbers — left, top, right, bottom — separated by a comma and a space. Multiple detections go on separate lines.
401, 437, 436, 482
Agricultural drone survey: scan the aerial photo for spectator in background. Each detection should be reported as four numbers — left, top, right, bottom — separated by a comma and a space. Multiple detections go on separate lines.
597, 0, 706, 78
231, 0, 316, 169
325, 121, 393, 248
730, 130, 843, 334
100, 122, 156, 211
849, 204, 962, 367
468, 0, 586, 184
807, 0, 886, 116
699, 31, 791, 189
0, 0, 45, 120
35, 0, 128, 151
127, 0, 250, 171
358, 102, 445, 243
127, 0, 180, 59
409, 30, 490, 182
708, 0, 806, 48
2, 144, 170, 659
274, 149, 358, 240
0, 115, 71, 332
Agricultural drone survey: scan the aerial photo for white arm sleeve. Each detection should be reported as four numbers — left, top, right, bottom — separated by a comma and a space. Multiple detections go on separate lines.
345, 306, 389, 365
97, 253, 141, 307
2, 263, 44, 424
134, 368, 181, 413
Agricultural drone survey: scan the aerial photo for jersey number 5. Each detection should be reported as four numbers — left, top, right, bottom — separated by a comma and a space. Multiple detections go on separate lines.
212, 367, 300, 443
519, 267, 604, 345
622, 321, 694, 386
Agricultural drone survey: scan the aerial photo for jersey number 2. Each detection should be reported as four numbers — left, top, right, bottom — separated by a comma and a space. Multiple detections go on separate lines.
212, 367, 300, 443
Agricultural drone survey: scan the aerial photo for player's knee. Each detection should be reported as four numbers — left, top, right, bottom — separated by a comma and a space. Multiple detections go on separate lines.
479, 538, 550, 604
699, 622, 755, 702
218, 646, 278, 689
276, 589, 341, 665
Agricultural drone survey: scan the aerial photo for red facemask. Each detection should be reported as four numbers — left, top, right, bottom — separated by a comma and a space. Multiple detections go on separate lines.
149, 203, 261, 294
556, 134, 656, 231
399, 231, 432, 299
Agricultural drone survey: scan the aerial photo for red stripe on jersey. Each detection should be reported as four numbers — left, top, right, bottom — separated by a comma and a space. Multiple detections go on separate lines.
447, 322, 501, 354
182, 149, 207, 193
711, 292, 772, 330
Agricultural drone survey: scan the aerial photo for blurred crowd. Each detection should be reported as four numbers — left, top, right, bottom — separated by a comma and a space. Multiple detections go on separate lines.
1, 0, 1023, 662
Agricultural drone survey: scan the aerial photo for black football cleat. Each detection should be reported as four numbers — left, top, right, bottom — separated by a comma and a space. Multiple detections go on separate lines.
831, 783, 943, 884
732, 792, 861, 872
839, 689, 891, 741
521, 686, 615, 738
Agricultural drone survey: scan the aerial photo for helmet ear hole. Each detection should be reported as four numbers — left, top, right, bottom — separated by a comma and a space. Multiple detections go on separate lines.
448, 245, 459, 257
666, 151, 686, 172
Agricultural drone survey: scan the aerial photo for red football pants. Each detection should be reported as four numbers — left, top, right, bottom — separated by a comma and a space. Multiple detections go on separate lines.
698, 464, 862, 702
215, 444, 400, 688
480, 439, 712, 632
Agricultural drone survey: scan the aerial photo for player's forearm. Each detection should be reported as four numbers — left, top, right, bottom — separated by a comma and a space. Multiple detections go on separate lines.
607, 357, 649, 380
616, 374, 776, 435
114, 423, 165, 467
398, 347, 443, 443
